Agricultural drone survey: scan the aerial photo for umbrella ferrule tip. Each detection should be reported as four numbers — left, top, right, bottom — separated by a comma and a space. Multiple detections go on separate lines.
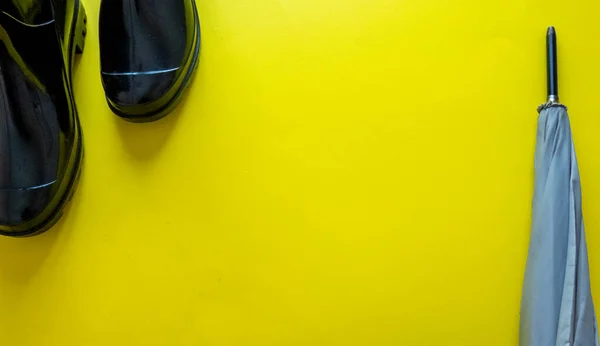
548, 95, 559, 103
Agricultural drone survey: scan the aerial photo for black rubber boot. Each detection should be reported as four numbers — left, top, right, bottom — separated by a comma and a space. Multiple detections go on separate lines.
0, 0, 87, 236
99, 0, 201, 122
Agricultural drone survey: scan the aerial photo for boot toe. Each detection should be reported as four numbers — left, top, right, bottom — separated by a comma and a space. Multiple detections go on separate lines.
0, 183, 54, 228
101, 69, 179, 119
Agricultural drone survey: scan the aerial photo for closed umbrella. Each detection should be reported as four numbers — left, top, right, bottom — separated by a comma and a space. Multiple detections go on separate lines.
520, 27, 599, 346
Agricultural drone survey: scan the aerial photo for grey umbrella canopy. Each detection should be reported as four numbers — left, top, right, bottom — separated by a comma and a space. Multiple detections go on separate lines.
520, 27, 599, 346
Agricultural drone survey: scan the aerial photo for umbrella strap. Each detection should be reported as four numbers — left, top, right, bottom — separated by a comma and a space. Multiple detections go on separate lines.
538, 101, 567, 113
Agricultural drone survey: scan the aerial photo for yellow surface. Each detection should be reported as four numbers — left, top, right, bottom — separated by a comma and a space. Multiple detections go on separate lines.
2, 0, 600, 345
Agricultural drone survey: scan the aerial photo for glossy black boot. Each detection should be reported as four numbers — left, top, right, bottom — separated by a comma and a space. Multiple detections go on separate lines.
99, 0, 201, 122
0, 0, 86, 236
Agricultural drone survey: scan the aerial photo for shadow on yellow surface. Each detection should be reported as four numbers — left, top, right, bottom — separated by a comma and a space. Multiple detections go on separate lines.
115, 110, 181, 161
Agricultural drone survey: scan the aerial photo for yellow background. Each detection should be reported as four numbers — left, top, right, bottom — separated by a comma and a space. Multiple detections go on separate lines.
1, 0, 599, 344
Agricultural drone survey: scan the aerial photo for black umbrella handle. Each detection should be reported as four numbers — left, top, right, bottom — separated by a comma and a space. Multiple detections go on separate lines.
547, 26, 558, 102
